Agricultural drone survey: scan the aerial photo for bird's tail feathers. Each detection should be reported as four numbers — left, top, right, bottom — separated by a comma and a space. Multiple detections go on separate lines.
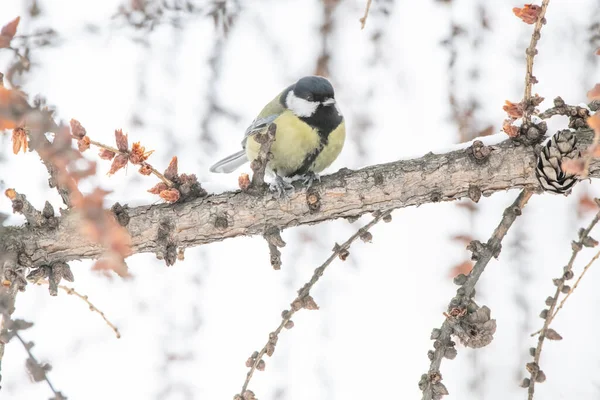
209, 150, 248, 173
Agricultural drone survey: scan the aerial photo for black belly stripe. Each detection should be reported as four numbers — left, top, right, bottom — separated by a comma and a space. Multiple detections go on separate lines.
285, 104, 342, 177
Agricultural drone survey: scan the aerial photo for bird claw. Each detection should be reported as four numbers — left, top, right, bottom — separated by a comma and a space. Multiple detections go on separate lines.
302, 172, 321, 189
269, 175, 295, 199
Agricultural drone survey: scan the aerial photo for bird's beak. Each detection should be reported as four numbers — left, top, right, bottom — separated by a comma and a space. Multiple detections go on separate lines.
322, 98, 336, 106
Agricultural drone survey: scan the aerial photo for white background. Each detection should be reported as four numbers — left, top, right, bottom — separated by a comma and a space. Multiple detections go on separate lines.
1, 0, 600, 399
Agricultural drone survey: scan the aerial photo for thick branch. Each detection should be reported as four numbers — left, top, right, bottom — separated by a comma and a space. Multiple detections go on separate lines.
4, 130, 600, 267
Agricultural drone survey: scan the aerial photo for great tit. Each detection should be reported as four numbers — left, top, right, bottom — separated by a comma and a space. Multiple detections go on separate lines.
209, 75, 345, 195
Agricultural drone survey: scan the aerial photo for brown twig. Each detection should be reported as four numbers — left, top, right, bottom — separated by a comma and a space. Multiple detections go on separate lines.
548, 248, 600, 324
57, 283, 121, 339
359, 0, 373, 29
237, 210, 391, 398
526, 206, 600, 399
4, 189, 44, 227
13, 330, 64, 399
85, 137, 173, 187
420, 189, 533, 400
250, 124, 277, 189
522, 0, 550, 122
263, 226, 286, 270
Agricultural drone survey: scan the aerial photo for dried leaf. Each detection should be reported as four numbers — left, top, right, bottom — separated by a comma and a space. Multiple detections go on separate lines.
238, 173, 250, 191
503, 100, 523, 118
138, 163, 152, 175
114, 129, 128, 152
303, 295, 319, 310
159, 188, 180, 203
11, 127, 27, 154
587, 83, 600, 101
148, 182, 168, 194
450, 234, 473, 246
93, 256, 130, 278
77, 136, 90, 152
108, 154, 128, 175
502, 119, 519, 138
70, 118, 87, 139
587, 113, 600, 133
98, 148, 116, 160
0, 17, 20, 48
578, 193, 599, 217
545, 328, 563, 340
164, 156, 178, 180
4, 188, 16, 200
449, 260, 473, 278
561, 159, 585, 175
512, 4, 541, 24
129, 142, 153, 164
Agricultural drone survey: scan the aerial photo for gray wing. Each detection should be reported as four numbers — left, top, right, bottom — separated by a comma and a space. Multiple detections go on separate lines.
241, 114, 280, 148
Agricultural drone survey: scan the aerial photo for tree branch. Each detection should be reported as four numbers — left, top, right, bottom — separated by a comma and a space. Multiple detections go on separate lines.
4, 130, 600, 268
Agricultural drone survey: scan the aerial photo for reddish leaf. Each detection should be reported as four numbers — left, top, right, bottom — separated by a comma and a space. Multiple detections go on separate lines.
77, 136, 90, 152
93, 256, 130, 278
449, 260, 473, 278
138, 163, 152, 175
4, 188, 16, 200
561, 159, 585, 175
159, 188, 180, 203
588, 114, 600, 133
114, 129, 128, 152
164, 156, 178, 180
129, 142, 153, 164
450, 234, 473, 246
70, 118, 87, 139
577, 193, 598, 217
108, 154, 128, 175
503, 100, 523, 118
99, 148, 116, 160
502, 119, 520, 138
148, 182, 168, 194
238, 173, 250, 191
0, 16, 20, 40
11, 127, 27, 154
512, 4, 541, 24
587, 84, 600, 101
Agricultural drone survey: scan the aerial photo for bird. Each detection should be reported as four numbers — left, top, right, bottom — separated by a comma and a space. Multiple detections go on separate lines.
209, 75, 345, 197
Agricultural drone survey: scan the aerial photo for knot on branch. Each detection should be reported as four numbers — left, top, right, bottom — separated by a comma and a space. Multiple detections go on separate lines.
27, 261, 74, 296
111, 202, 130, 226
468, 140, 491, 162
5, 189, 58, 229
250, 123, 277, 191
155, 218, 178, 266
452, 304, 496, 349
418, 372, 449, 399
263, 227, 286, 270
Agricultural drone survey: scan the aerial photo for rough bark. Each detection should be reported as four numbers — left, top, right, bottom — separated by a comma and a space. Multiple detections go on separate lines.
3, 130, 600, 267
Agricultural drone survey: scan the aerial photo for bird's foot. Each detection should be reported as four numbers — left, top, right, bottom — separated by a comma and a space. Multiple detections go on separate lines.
301, 172, 321, 190
269, 175, 295, 199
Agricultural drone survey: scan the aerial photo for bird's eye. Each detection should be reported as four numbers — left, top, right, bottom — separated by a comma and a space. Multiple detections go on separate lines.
306, 94, 313, 101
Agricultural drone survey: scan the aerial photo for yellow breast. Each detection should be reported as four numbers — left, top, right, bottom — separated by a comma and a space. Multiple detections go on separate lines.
245, 110, 345, 177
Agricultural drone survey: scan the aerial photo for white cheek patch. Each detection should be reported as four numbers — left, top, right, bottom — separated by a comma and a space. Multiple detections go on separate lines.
286, 91, 319, 117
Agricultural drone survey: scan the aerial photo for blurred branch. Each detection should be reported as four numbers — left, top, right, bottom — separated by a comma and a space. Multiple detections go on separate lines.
420, 189, 533, 399
359, 0, 373, 29
525, 206, 600, 398
237, 210, 390, 399
521, 0, 550, 123
5, 130, 600, 267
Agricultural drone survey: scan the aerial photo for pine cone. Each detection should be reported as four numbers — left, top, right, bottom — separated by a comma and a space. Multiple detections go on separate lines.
536, 130, 579, 194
